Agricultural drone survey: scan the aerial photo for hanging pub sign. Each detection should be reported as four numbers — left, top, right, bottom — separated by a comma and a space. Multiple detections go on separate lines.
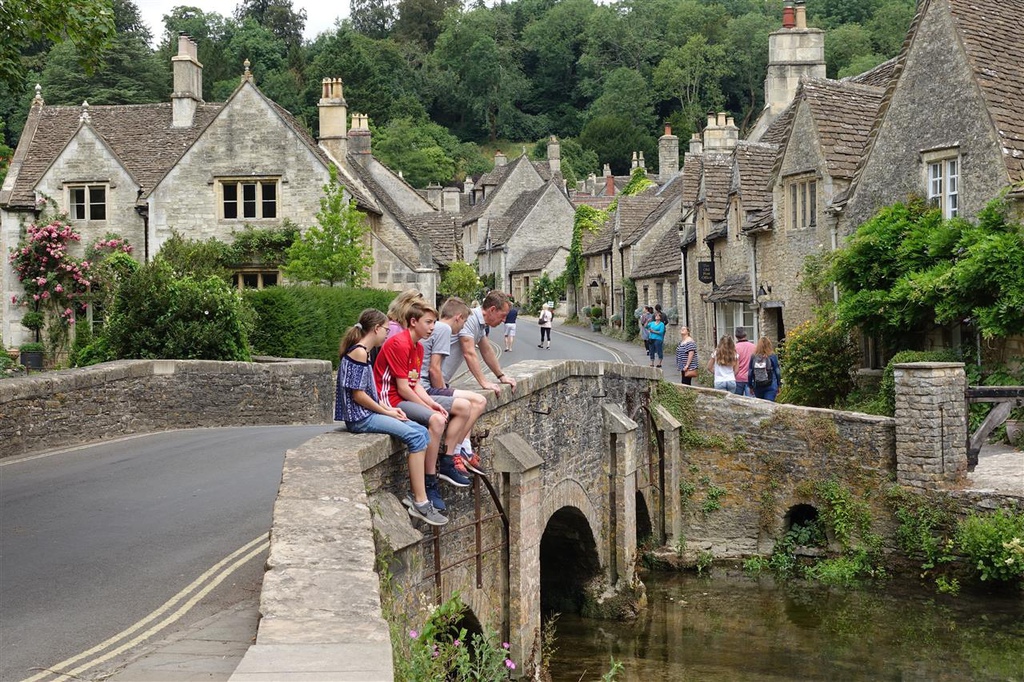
697, 261, 714, 284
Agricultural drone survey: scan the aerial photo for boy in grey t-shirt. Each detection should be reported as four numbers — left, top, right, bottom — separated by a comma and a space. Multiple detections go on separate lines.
424, 297, 490, 474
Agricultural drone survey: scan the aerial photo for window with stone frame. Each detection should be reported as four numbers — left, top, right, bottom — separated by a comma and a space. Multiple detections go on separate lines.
716, 301, 757, 340
219, 178, 279, 220
68, 184, 107, 222
922, 148, 960, 219
233, 270, 279, 290
785, 175, 817, 230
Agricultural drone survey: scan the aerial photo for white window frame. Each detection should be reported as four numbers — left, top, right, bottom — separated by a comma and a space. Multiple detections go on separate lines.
67, 183, 107, 222
922, 148, 960, 219
785, 175, 817, 230
716, 302, 757, 340
219, 178, 280, 221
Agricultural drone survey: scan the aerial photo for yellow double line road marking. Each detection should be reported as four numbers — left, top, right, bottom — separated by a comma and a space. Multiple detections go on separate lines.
22, 534, 269, 682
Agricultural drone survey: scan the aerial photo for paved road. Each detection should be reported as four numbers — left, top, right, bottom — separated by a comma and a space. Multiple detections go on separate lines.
0, 424, 332, 682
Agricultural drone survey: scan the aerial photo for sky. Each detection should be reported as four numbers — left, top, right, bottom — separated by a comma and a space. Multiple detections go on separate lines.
135, 0, 350, 44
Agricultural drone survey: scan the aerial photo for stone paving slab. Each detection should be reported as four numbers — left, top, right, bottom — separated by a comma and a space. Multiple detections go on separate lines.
969, 442, 1024, 496
229, 644, 393, 681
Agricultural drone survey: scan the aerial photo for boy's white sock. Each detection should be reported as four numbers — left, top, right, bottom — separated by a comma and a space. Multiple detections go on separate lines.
460, 436, 472, 454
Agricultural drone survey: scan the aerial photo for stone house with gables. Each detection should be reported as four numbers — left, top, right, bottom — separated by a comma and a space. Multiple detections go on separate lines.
1, 37, 455, 348
508, 245, 568, 305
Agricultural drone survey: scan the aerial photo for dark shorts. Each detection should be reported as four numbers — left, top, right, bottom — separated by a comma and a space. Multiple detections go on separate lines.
425, 386, 456, 398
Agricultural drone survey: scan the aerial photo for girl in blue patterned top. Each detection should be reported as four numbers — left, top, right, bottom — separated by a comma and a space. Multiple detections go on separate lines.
336, 308, 447, 526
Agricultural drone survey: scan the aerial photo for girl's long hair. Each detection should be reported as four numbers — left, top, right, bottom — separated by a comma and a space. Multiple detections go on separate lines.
715, 335, 737, 365
755, 336, 774, 356
339, 308, 387, 357
386, 288, 424, 325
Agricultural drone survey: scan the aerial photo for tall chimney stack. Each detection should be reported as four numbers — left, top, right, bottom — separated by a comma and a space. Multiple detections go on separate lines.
171, 35, 203, 128
318, 78, 349, 162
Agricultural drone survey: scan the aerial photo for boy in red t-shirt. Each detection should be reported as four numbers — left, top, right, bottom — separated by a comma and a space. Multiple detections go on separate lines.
374, 302, 469, 513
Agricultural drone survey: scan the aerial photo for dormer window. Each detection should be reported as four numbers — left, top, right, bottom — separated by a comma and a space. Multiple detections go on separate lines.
219, 178, 279, 220
68, 184, 106, 221
922, 148, 959, 219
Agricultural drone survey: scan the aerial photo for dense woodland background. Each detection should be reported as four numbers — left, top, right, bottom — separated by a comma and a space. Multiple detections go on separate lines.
1, 0, 916, 188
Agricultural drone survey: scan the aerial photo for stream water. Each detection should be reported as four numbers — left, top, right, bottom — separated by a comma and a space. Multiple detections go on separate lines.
548, 570, 1024, 681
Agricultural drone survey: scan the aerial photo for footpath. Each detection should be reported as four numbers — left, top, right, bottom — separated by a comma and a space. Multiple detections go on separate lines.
96, 320, 1021, 680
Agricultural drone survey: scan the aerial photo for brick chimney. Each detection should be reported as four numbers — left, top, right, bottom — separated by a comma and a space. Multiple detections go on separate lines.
547, 135, 561, 174
603, 164, 615, 197
703, 112, 738, 152
318, 78, 348, 162
349, 112, 371, 163
658, 125, 679, 182
171, 35, 203, 128
751, 0, 825, 140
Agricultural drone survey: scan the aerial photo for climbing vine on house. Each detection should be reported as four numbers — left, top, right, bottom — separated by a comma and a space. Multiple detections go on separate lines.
565, 204, 606, 317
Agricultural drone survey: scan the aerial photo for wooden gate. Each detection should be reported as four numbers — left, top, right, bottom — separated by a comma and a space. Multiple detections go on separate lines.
966, 386, 1024, 467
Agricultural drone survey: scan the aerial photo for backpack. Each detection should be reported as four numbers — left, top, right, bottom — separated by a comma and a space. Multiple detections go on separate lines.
752, 354, 772, 387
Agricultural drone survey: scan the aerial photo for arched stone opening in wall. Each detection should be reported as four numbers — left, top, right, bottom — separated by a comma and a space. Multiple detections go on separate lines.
635, 491, 654, 549
782, 503, 828, 551
540, 505, 602, 616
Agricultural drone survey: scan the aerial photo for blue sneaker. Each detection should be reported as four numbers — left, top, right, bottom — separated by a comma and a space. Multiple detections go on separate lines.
438, 456, 471, 487
423, 475, 447, 511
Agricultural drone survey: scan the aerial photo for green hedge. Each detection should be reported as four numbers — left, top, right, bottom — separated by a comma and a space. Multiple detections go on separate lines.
245, 285, 396, 366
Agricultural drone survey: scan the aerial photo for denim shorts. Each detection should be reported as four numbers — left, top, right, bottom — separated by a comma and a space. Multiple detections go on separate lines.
714, 380, 737, 393
347, 412, 429, 453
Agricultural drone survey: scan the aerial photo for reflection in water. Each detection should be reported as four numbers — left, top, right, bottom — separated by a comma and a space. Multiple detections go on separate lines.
549, 570, 1024, 681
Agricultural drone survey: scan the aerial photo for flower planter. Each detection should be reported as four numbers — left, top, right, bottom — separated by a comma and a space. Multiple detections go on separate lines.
20, 350, 44, 370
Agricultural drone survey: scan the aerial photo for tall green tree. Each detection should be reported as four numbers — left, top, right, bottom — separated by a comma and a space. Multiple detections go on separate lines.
284, 166, 374, 287
159, 7, 234, 96
654, 34, 731, 134
439, 261, 482, 302
578, 115, 656, 175
233, 0, 306, 48
372, 117, 458, 187
0, 0, 116, 91
350, 0, 396, 39
587, 67, 656, 131
0, 116, 13, 187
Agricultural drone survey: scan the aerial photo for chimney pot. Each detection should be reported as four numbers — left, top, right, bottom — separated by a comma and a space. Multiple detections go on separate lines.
665, 125, 672, 136
782, 1, 796, 29
717, 112, 727, 126
605, 174, 615, 197
707, 113, 716, 127
795, 0, 807, 29
726, 116, 735, 128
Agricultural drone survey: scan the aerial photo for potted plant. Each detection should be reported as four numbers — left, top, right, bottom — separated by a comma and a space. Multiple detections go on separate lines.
19, 342, 45, 370
590, 306, 604, 331
1006, 408, 1024, 446
21, 310, 45, 342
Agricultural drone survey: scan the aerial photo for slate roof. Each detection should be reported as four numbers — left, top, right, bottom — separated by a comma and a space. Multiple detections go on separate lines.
947, 0, 1024, 183
488, 186, 546, 247
801, 78, 885, 180
732, 141, 778, 211
696, 153, 732, 222
422, 213, 460, 265
758, 101, 796, 147
3, 101, 223, 208
618, 195, 668, 246
679, 153, 704, 210
845, 57, 899, 88
631, 227, 682, 279
706, 273, 752, 303
510, 245, 563, 273
462, 156, 534, 225
582, 219, 614, 256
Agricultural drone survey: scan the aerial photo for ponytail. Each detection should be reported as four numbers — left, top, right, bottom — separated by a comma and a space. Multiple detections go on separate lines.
339, 308, 387, 357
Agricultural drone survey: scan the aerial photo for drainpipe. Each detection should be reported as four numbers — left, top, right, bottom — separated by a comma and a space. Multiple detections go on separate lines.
681, 244, 690, 327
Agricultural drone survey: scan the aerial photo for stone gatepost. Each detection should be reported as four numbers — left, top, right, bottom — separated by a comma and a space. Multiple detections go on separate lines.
893, 362, 968, 491
651, 404, 683, 546
491, 432, 544, 676
602, 404, 639, 587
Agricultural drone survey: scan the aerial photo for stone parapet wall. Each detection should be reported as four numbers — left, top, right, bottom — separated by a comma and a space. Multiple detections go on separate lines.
0, 358, 334, 459
894, 362, 967, 491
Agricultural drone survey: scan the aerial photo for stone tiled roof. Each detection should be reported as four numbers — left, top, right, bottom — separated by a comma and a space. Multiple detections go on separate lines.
679, 153, 703, 210
4, 102, 223, 208
510, 245, 562, 273
845, 57, 899, 88
618, 195, 667, 245
489, 186, 546, 247
758, 101, 796, 147
631, 228, 681, 279
802, 78, 885, 180
681, 223, 696, 247
421, 213, 459, 265
706, 273, 752, 303
705, 221, 728, 242
461, 156, 536, 225
732, 141, 778, 212
948, 0, 1024, 183
742, 206, 774, 233
696, 153, 732, 222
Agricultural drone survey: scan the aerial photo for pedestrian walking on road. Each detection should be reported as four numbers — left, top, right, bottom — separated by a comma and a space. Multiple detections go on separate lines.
538, 302, 553, 349
504, 302, 518, 352
734, 327, 756, 396
748, 336, 782, 402
645, 311, 666, 368
675, 326, 698, 385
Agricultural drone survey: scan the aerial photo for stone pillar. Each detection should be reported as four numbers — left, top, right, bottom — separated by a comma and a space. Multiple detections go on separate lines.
893, 362, 968, 491
491, 432, 544, 677
651, 404, 683, 546
602, 404, 638, 587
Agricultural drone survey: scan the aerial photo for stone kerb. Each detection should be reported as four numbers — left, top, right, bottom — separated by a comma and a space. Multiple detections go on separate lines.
893, 362, 968, 491
0, 358, 334, 459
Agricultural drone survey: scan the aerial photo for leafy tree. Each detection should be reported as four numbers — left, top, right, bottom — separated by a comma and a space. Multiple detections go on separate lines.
722, 11, 773, 133
350, 0, 396, 39
587, 67, 656, 131
524, 272, 561, 315
0, 117, 12, 186
809, 0, 882, 28
824, 23, 875, 79
866, 1, 916, 57
284, 166, 374, 286
777, 314, 859, 408
393, 0, 462, 49
234, 0, 307, 48
159, 7, 234, 96
0, 0, 117, 91
210, 18, 289, 101
439, 261, 482, 302
156, 233, 232, 280
373, 117, 458, 187
578, 115, 657, 176
654, 35, 730, 134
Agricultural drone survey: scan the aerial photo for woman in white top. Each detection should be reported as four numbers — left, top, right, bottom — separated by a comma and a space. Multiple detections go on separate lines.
707, 335, 739, 393
537, 302, 553, 349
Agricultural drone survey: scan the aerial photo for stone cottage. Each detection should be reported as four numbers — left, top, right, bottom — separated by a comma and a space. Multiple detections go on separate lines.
0, 37, 452, 348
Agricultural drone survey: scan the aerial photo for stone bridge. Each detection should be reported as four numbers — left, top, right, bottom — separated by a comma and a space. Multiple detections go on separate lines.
241, 360, 1008, 680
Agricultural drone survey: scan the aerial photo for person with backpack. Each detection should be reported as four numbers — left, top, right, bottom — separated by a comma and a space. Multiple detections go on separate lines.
537, 302, 553, 349
748, 336, 782, 401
